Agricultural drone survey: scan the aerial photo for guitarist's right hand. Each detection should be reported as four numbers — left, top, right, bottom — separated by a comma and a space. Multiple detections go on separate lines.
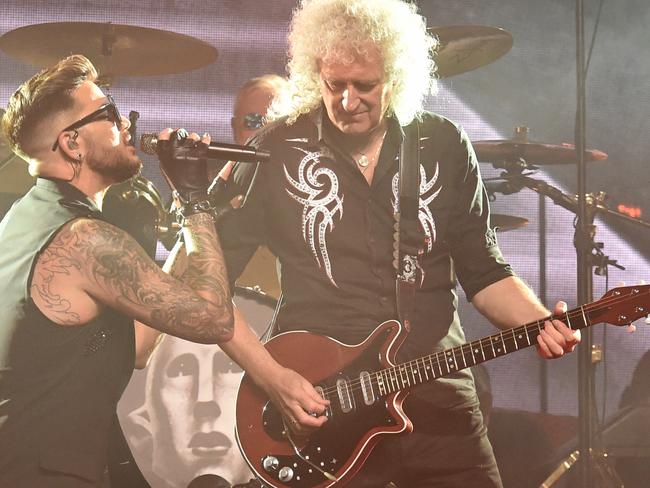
258, 366, 330, 435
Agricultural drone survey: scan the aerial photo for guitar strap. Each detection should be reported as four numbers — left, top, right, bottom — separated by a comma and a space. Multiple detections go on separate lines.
395, 120, 424, 329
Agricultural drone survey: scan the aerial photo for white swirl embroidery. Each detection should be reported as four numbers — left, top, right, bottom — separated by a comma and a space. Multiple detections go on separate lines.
392, 163, 442, 252
284, 148, 344, 286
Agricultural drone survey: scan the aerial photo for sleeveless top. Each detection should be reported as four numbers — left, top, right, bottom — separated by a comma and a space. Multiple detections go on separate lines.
0, 178, 135, 487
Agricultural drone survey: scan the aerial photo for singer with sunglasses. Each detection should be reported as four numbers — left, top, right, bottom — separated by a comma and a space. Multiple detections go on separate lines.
0, 55, 325, 488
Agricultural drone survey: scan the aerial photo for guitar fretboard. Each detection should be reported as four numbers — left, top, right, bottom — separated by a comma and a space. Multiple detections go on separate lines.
374, 312, 579, 395
316, 285, 649, 412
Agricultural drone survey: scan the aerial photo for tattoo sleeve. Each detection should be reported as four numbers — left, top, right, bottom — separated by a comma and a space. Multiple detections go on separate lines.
52, 216, 233, 343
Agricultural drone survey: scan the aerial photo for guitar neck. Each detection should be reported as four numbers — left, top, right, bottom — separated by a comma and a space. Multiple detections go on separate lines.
375, 317, 553, 396
374, 285, 648, 397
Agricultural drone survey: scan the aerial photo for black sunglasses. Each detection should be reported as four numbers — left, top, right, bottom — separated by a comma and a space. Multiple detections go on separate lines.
51, 95, 122, 151
231, 112, 266, 131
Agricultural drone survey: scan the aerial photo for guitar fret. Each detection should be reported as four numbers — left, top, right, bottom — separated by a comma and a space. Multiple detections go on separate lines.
469, 342, 477, 365
428, 355, 437, 379
376, 372, 386, 396
500, 331, 507, 354
524, 325, 531, 345
513, 329, 520, 350
489, 337, 496, 358
502, 330, 513, 352
382, 370, 390, 394
435, 353, 444, 376
423, 357, 431, 380
564, 310, 573, 329
580, 305, 590, 329
400, 365, 410, 388
492, 335, 503, 356
479, 340, 486, 361
460, 346, 468, 368
389, 368, 398, 391
411, 362, 419, 385
444, 351, 453, 373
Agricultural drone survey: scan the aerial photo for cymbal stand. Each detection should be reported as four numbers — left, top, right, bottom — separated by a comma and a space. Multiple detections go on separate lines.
488, 170, 650, 486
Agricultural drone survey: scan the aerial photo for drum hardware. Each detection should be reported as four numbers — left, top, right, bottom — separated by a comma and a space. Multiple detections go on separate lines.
427, 25, 514, 78
0, 22, 218, 83
487, 171, 650, 278
474, 127, 608, 168
491, 213, 529, 232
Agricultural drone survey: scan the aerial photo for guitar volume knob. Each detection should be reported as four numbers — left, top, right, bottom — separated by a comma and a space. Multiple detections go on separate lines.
262, 456, 279, 472
278, 466, 294, 482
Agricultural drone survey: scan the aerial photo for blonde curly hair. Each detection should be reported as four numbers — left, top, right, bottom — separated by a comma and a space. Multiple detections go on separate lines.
271, 0, 438, 126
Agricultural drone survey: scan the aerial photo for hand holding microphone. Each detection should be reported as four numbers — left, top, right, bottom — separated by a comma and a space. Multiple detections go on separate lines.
140, 132, 271, 164
153, 128, 211, 202
151, 128, 242, 223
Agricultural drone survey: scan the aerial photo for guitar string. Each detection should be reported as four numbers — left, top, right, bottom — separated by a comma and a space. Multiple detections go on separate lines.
319, 289, 648, 398
315, 288, 649, 400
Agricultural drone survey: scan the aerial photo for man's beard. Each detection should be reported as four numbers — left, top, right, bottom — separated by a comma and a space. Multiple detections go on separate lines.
86, 143, 142, 183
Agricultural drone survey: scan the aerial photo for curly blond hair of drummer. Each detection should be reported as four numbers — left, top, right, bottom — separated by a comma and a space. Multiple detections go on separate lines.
1, 54, 97, 160
270, 0, 438, 126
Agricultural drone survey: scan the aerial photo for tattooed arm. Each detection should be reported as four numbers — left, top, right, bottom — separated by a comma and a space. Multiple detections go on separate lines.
31, 212, 233, 344
133, 238, 186, 368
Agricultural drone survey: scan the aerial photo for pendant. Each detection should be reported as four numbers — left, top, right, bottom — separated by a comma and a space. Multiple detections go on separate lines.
357, 154, 370, 167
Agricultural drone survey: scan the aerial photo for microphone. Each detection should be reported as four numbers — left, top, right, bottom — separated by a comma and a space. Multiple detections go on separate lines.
140, 133, 271, 163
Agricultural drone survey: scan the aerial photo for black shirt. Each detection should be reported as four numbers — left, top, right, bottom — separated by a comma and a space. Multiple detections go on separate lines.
219, 108, 514, 408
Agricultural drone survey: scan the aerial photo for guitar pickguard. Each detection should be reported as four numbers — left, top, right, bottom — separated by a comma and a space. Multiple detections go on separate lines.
237, 321, 408, 487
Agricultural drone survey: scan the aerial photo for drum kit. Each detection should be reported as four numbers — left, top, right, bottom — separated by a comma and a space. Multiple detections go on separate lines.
0, 21, 648, 300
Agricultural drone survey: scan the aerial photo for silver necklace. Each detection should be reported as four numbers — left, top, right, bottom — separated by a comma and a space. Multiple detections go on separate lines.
355, 131, 387, 173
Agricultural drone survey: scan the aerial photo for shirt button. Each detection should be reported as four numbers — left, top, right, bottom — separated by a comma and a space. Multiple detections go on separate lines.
380, 297, 389, 303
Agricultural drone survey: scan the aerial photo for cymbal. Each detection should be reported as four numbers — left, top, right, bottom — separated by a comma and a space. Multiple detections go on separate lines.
473, 140, 608, 165
0, 22, 218, 78
491, 213, 528, 232
428, 25, 513, 78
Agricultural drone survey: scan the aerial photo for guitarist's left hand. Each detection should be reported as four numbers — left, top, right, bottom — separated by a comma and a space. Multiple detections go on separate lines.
536, 301, 582, 359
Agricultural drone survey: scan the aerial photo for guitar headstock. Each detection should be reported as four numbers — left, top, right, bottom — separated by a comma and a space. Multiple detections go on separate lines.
591, 284, 650, 327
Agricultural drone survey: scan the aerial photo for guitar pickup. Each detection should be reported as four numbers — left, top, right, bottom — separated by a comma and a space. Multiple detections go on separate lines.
336, 377, 355, 413
359, 371, 376, 405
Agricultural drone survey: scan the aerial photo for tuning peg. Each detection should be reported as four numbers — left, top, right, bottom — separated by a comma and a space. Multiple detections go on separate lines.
645, 316, 650, 325
627, 324, 637, 333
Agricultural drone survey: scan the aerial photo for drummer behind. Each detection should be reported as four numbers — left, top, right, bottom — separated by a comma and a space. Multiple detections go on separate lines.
229, 74, 289, 298
231, 74, 289, 146
0, 55, 327, 487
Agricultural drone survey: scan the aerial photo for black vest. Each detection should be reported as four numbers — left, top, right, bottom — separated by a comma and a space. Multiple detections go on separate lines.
0, 178, 135, 487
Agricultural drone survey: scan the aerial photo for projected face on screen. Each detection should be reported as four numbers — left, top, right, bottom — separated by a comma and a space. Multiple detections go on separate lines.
154, 338, 249, 485
126, 337, 251, 488
124, 291, 275, 488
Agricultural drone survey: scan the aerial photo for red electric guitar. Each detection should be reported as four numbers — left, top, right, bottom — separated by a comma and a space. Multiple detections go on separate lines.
235, 285, 650, 488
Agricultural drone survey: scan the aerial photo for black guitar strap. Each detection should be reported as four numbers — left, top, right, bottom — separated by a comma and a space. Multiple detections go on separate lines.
395, 120, 424, 329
